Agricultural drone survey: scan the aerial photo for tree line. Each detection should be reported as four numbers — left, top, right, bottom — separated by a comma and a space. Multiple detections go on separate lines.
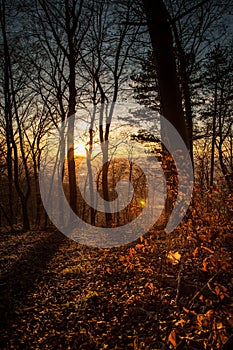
0, 0, 232, 231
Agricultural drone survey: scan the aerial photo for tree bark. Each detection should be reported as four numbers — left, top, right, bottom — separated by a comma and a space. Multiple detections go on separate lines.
1, 0, 30, 231
66, 1, 77, 215
142, 0, 190, 228
142, 0, 189, 149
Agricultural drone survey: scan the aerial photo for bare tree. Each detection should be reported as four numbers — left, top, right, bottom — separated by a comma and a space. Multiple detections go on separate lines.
79, 0, 143, 226
35, 0, 93, 214
201, 44, 233, 191
0, 0, 33, 230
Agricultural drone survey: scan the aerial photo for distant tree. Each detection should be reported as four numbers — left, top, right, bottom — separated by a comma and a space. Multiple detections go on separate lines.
200, 44, 233, 191
80, 0, 142, 226
130, 51, 160, 111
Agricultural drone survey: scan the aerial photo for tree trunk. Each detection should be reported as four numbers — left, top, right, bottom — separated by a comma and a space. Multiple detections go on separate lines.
1, 0, 30, 231
1, 0, 14, 230
171, 24, 194, 163
142, 0, 189, 148
142, 0, 190, 228
67, 39, 77, 214
210, 81, 218, 188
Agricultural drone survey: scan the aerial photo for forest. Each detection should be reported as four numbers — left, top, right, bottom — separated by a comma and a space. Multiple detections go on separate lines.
0, 0, 232, 349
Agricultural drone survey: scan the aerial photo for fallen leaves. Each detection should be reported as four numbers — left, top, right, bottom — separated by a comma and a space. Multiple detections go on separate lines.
0, 215, 233, 350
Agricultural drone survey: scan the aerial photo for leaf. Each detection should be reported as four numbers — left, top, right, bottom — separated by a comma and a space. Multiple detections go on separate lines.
217, 322, 224, 329
216, 283, 228, 293
205, 310, 214, 319
146, 282, 154, 291
197, 314, 204, 328
175, 318, 186, 327
106, 267, 111, 274
193, 247, 199, 257
167, 251, 181, 265
201, 246, 214, 254
183, 307, 190, 314
135, 244, 144, 250
202, 258, 208, 271
215, 285, 221, 295
145, 266, 153, 273
168, 329, 177, 348
199, 234, 208, 241
129, 247, 136, 257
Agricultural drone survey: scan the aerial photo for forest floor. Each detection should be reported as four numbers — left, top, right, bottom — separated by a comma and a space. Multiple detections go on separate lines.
0, 204, 233, 349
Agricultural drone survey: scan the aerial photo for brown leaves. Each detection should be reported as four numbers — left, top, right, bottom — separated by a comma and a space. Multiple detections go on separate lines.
0, 193, 233, 350
214, 283, 230, 300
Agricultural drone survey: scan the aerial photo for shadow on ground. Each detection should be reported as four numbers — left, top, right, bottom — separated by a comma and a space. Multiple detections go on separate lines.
0, 230, 67, 328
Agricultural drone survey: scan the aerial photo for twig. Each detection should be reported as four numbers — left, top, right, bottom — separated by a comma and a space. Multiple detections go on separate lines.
188, 272, 218, 308
175, 262, 183, 304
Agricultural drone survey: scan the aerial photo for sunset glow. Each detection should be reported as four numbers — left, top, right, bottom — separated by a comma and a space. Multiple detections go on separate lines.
74, 142, 87, 157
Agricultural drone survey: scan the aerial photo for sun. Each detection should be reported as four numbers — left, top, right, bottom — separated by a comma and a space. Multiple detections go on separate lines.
74, 142, 87, 157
